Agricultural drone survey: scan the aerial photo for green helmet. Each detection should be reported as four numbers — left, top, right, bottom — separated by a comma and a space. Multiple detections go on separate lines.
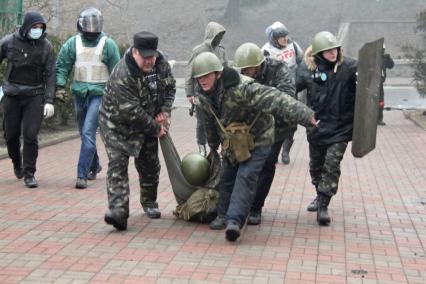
192, 52, 224, 78
311, 31, 341, 55
181, 152, 210, 186
233, 42, 265, 68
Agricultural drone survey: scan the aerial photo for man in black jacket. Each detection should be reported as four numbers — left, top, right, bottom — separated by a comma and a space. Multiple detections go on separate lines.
0, 11, 56, 188
296, 31, 357, 226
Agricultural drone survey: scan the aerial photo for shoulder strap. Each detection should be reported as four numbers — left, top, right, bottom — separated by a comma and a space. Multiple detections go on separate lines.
249, 112, 261, 129
75, 35, 83, 54
208, 106, 227, 134
95, 36, 108, 55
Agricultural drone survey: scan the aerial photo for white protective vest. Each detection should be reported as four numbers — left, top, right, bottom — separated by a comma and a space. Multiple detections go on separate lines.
262, 42, 297, 68
73, 35, 110, 83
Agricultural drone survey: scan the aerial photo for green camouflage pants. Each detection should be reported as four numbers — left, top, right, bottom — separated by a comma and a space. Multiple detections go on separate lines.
105, 136, 160, 216
309, 142, 348, 197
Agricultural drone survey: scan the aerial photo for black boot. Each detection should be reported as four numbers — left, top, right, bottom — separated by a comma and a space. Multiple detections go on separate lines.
104, 210, 127, 231
317, 194, 331, 226
307, 187, 320, 212
307, 195, 319, 212
281, 138, 294, 165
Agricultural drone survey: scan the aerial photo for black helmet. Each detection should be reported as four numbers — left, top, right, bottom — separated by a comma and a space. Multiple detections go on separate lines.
77, 7, 103, 33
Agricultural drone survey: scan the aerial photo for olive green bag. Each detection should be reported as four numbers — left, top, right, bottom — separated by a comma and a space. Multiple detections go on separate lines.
210, 107, 260, 163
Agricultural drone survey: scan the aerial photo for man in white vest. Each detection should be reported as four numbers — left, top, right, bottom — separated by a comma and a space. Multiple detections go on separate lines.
56, 7, 120, 189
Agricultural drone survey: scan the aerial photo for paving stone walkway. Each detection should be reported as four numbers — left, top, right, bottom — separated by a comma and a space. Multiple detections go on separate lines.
0, 108, 425, 284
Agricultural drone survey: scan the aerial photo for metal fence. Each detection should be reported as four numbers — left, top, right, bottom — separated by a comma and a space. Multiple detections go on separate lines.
0, 0, 23, 36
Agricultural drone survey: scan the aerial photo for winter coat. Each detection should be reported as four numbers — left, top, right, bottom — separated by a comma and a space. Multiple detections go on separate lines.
56, 32, 120, 98
255, 57, 297, 140
297, 46, 357, 145
185, 22, 228, 97
99, 49, 176, 156
262, 41, 304, 77
197, 67, 314, 163
0, 13, 55, 103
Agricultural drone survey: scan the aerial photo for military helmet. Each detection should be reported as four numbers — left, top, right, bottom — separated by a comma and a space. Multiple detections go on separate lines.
181, 152, 210, 186
192, 52, 223, 78
233, 42, 265, 69
77, 7, 103, 33
311, 31, 341, 55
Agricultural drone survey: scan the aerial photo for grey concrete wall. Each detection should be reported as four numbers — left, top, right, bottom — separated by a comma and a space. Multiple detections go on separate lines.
45, 0, 424, 61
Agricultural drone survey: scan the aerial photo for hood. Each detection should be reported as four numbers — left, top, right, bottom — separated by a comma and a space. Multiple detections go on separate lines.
304, 45, 344, 72
19, 11, 46, 38
203, 22, 226, 48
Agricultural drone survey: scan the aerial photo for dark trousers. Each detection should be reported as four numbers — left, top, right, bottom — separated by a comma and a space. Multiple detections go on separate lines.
195, 104, 206, 145
309, 142, 348, 197
217, 145, 271, 226
378, 83, 385, 123
3, 95, 43, 177
105, 136, 160, 217
250, 139, 284, 212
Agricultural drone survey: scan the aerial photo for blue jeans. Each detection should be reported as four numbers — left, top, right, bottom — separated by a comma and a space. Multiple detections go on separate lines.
74, 95, 101, 179
251, 138, 284, 212
217, 145, 271, 227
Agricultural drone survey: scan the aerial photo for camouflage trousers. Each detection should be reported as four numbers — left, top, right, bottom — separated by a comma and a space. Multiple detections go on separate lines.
309, 142, 348, 197
105, 136, 161, 217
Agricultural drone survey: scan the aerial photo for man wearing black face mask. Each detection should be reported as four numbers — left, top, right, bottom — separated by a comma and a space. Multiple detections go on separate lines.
56, 7, 120, 189
0, 11, 56, 188
296, 31, 357, 226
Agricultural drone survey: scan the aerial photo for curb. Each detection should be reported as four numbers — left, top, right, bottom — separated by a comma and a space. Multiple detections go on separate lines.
0, 131, 80, 160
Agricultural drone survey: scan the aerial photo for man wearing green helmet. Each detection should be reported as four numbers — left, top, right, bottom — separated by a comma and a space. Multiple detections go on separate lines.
233, 42, 296, 225
191, 51, 317, 242
297, 31, 357, 226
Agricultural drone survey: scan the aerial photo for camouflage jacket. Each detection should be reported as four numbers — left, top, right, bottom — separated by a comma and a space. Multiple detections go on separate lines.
99, 50, 176, 156
197, 67, 314, 162
255, 57, 297, 140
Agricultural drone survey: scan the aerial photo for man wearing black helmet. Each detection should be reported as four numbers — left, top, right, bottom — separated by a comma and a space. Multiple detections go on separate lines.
56, 7, 120, 189
0, 11, 56, 188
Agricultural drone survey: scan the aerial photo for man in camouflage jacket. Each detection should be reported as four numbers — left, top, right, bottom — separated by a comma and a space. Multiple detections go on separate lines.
99, 32, 175, 231
191, 52, 316, 242
233, 42, 297, 225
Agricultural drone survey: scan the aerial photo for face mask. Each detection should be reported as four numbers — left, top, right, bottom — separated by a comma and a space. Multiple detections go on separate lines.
28, 28, 43, 39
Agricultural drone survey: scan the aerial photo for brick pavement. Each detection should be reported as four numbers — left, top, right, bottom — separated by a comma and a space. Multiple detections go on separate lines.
0, 108, 425, 284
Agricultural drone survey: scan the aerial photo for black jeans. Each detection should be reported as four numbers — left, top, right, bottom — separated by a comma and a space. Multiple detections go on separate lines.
3, 95, 44, 177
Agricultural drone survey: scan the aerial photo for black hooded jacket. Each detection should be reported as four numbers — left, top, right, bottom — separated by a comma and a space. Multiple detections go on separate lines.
297, 46, 357, 145
0, 12, 55, 103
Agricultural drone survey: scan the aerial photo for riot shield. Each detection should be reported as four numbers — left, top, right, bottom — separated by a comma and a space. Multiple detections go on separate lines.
351, 38, 384, 158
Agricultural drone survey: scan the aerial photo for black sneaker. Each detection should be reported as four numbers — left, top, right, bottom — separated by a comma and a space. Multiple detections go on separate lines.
104, 210, 127, 231
75, 178, 87, 189
247, 211, 262, 225
24, 176, 38, 188
143, 207, 161, 219
225, 223, 241, 242
87, 165, 102, 180
14, 168, 24, 179
209, 216, 226, 230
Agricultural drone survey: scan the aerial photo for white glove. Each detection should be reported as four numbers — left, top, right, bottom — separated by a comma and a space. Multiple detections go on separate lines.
43, 103, 55, 119
168, 60, 176, 69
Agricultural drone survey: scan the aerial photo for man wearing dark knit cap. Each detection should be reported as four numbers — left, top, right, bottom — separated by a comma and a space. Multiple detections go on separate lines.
99, 31, 176, 230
